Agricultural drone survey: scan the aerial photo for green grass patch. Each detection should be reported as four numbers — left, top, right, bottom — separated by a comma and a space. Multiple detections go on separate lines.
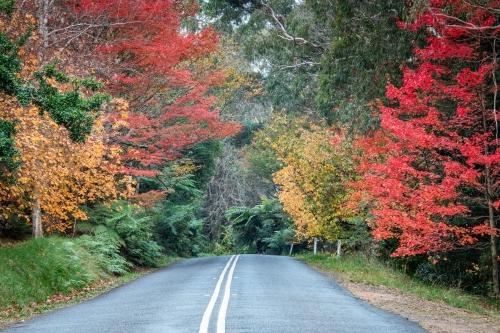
0, 237, 104, 310
297, 253, 500, 319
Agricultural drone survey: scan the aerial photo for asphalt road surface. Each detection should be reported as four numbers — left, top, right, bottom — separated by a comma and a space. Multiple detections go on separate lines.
1, 255, 429, 333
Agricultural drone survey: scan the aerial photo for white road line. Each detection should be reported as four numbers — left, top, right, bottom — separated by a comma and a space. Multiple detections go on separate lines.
217, 254, 240, 333
199, 255, 235, 333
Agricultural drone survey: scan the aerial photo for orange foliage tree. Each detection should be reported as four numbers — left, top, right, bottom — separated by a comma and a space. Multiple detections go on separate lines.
0, 102, 133, 236
0, 4, 131, 237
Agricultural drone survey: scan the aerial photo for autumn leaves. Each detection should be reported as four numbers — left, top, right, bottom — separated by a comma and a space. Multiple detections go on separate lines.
0, 0, 239, 237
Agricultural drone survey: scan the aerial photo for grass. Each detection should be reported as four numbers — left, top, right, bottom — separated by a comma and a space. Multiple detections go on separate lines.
297, 253, 500, 319
0, 237, 181, 328
0, 237, 103, 310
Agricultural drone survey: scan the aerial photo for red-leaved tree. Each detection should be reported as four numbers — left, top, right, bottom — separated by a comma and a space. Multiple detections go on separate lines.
66, 0, 241, 175
355, 0, 500, 295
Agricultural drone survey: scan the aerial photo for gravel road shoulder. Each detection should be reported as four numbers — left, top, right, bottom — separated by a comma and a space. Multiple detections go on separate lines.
317, 269, 500, 333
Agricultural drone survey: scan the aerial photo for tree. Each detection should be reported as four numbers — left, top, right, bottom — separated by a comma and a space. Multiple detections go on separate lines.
259, 116, 358, 241
61, 0, 242, 175
355, 0, 500, 295
0, 105, 132, 237
0, 5, 110, 175
314, 0, 417, 132
203, 0, 328, 115
1, 4, 122, 237
202, 0, 417, 132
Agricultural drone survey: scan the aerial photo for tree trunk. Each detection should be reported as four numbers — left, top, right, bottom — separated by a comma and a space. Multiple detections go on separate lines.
32, 197, 43, 238
485, 165, 499, 296
491, 231, 499, 297
36, 0, 53, 55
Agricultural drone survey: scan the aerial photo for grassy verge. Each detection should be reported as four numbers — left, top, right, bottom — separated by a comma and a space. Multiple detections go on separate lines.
297, 253, 500, 319
0, 237, 180, 328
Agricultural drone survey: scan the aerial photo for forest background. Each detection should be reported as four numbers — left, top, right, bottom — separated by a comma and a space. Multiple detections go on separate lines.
1, 0, 500, 313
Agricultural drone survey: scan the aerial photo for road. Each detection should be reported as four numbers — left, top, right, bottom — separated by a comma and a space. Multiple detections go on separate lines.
1, 255, 429, 333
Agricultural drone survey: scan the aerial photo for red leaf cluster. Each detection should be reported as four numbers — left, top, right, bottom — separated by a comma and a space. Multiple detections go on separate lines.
355, 0, 500, 256
69, 0, 241, 174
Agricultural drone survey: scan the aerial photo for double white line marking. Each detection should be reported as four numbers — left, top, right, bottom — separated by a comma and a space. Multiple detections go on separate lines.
199, 255, 240, 333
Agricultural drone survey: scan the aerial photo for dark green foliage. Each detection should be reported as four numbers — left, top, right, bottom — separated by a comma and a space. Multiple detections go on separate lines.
80, 201, 162, 269
225, 198, 292, 254
204, 0, 324, 115
0, 27, 27, 175
229, 121, 264, 148
0, 119, 20, 177
0, 0, 14, 15
0, 214, 30, 240
409, 248, 500, 297
341, 216, 373, 254
0, 28, 24, 96
261, 228, 295, 255
188, 140, 223, 188
202, 0, 262, 32
314, 0, 417, 131
30, 62, 111, 143
202, 0, 418, 132
78, 229, 132, 275
244, 130, 283, 195
152, 201, 205, 256
151, 169, 206, 256
0, 29, 110, 175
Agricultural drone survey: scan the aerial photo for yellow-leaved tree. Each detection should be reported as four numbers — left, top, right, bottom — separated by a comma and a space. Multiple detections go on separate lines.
0, 102, 133, 236
0, 4, 130, 237
262, 116, 357, 241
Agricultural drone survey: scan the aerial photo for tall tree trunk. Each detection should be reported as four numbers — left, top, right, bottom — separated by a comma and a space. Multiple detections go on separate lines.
485, 165, 500, 296
32, 197, 43, 238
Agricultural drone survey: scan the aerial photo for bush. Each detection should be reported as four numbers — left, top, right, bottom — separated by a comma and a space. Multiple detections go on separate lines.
152, 201, 205, 257
0, 214, 31, 240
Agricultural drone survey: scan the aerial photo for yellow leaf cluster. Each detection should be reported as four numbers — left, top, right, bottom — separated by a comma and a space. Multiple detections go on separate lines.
0, 102, 133, 234
0, 5, 134, 235
265, 116, 358, 241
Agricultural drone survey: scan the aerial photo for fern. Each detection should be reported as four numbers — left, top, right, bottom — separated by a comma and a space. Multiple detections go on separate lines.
78, 201, 162, 268
226, 198, 294, 254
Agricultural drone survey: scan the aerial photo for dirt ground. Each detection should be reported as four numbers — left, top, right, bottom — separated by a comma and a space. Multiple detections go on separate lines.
319, 269, 500, 333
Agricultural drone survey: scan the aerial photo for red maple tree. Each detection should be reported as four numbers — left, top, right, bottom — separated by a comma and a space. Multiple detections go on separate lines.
355, 0, 500, 294
67, 0, 241, 175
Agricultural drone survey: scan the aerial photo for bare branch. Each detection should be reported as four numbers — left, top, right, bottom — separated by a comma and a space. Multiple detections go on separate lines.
276, 61, 320, 69
259, 0, 325, 52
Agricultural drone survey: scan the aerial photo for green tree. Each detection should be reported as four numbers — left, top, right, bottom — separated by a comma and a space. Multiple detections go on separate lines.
314, 0, 417, 132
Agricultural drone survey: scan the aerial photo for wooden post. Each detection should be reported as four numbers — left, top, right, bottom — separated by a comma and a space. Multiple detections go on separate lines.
313, 237, 317, 254
337, 239, 342, 258
289, 243, 294, 256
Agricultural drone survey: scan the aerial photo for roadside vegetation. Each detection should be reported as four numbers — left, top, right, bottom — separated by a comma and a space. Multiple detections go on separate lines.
298, 253, 500, 319
0, 237, 179, 327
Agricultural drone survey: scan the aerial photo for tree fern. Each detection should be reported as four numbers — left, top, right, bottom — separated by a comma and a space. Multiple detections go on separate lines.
226, 198, 293, 254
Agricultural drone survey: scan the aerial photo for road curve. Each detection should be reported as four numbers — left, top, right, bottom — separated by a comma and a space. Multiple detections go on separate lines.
1, 254, 429, 333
